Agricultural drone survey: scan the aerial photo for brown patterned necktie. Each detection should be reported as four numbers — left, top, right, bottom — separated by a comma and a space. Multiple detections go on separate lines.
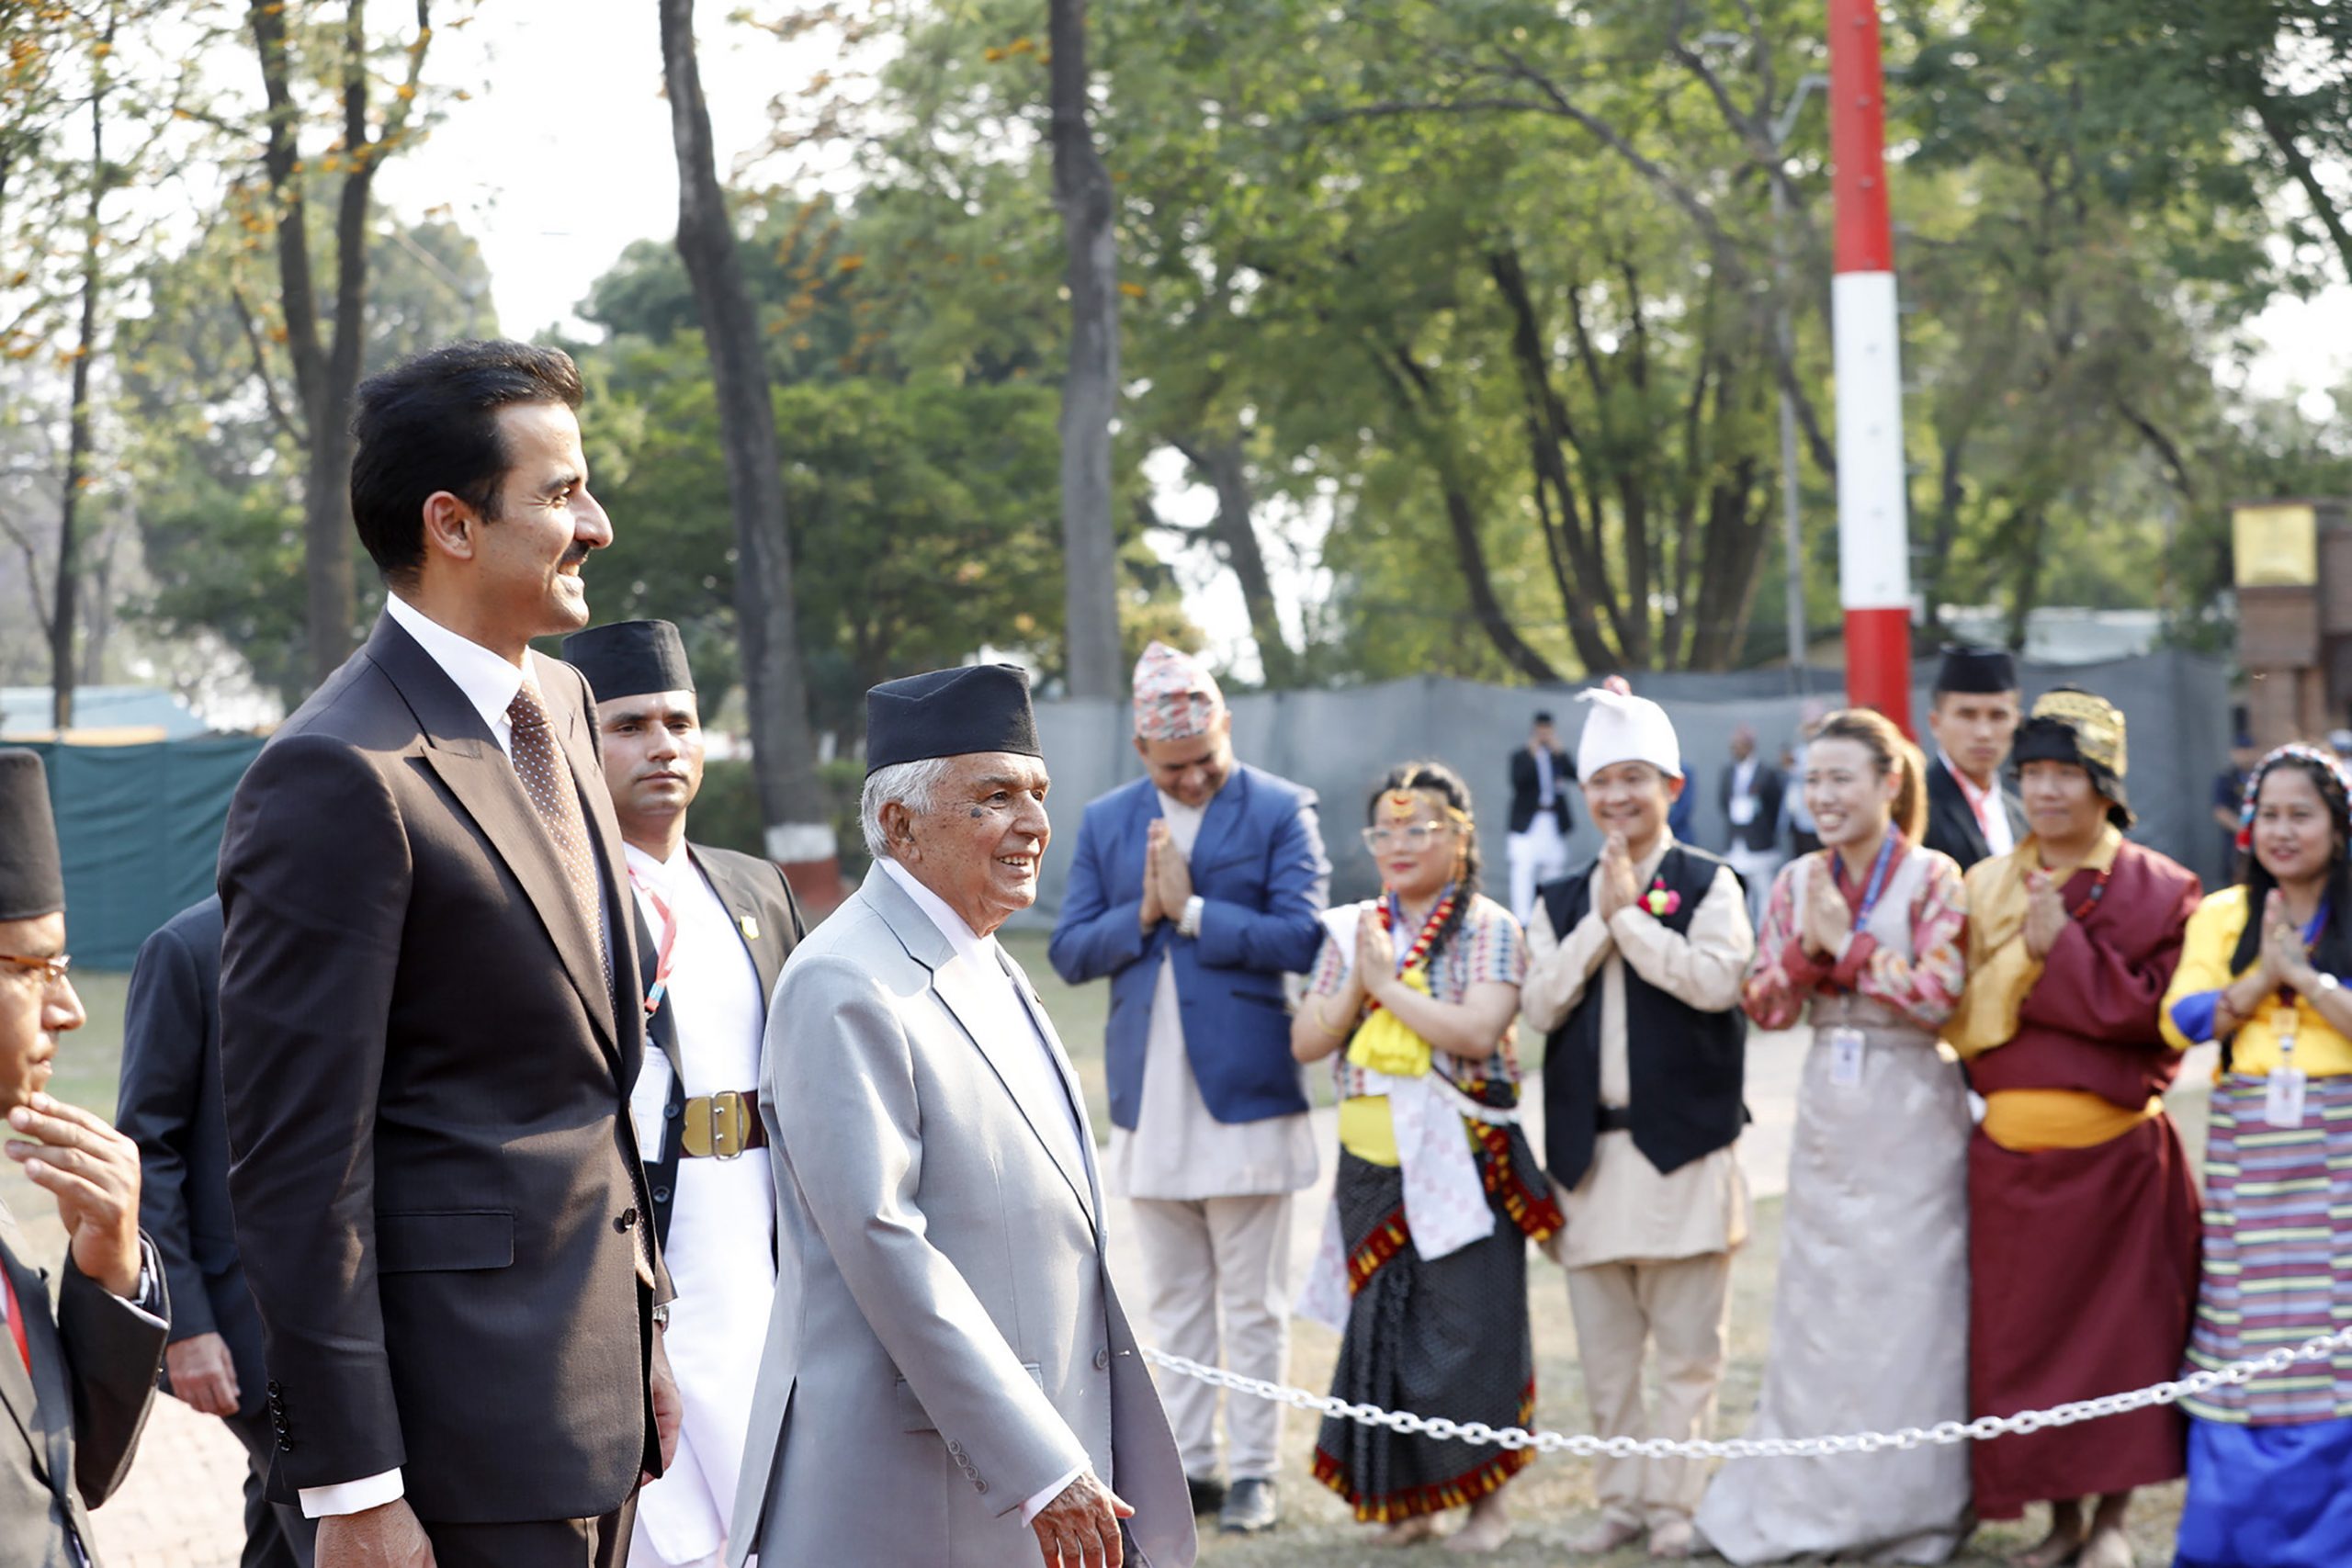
511, 678, 654, 1286
507, 680, 612, 992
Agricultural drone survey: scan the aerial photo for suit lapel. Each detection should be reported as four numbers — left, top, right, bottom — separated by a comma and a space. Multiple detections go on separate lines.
1187, 766, 1249, 872
545, 652, 637, 1056
371, 619, 621, 1063
1001, 951, 1103, 1229
0, 1209, 55, 1489
633, 897, 683, 1079
865, 871, 1098, 1225
690, 848, 791, 1004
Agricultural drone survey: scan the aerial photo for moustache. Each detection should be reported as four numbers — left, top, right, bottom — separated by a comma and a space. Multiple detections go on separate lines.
560, 543, 592, 569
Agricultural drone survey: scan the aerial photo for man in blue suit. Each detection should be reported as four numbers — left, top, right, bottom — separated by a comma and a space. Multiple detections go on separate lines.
1050, 643, 1329, 1538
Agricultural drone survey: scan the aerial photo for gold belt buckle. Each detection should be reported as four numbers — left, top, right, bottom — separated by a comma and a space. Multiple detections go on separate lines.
679, 1091, 752, 1159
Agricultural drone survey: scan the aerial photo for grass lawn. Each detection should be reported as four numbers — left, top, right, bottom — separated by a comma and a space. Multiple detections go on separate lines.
28, 949, 2195, 1563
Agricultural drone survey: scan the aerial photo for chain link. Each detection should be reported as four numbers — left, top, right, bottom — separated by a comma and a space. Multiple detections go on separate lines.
1144, 1325, 2352, 1460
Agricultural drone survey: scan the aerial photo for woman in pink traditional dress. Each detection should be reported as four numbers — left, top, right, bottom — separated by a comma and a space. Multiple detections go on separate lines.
1696, 708, 1976, 1564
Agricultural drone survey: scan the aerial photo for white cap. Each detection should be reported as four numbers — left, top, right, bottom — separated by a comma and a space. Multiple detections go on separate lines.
1575, 681, 1682, 781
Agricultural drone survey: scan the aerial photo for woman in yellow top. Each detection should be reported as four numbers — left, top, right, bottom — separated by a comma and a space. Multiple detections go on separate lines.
1292, 761, 1560, 1552
2162, 741, 2352, 1568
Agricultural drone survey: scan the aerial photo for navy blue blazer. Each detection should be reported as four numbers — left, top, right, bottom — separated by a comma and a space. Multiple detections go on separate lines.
1049, 764, 1330, 1129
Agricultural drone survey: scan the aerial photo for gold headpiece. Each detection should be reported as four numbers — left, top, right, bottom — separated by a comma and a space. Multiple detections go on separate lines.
2028, 688, 2127, 777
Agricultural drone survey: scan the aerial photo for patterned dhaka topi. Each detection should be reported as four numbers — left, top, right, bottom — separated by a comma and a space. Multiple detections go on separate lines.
1131, 640, 1224, 742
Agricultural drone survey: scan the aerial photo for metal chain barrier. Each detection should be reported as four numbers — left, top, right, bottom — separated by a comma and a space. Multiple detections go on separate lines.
1143, 1324, 2352, 1460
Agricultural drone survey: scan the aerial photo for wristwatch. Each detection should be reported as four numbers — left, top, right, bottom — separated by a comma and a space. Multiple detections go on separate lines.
2319, 973, 2341, 997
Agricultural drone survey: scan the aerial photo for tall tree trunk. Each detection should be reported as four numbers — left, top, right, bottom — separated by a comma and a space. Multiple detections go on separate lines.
250, 0, 433, 690
52, 7, 114, 731
1182, 435, 1299, 687
658, 0, 840, 900
1048, 0, 1122, 697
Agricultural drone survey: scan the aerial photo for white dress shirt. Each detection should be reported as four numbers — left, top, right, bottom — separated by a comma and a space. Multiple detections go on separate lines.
625, 843, 776, 1567
875, 856, 1094, 1524
301, 595, 606, 1522
1938, 747, 2017, 857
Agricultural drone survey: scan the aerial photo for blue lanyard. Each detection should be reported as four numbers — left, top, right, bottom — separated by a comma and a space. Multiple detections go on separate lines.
1836, 833, 1902, 928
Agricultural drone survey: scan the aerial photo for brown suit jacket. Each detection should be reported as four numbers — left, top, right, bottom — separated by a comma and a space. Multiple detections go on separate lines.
218, 611, 663, 1524
0, 1202, 168, 1568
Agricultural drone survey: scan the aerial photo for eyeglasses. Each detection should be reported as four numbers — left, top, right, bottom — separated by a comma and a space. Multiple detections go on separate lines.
1363, 824, 1454, 853
0, 953, 71, 986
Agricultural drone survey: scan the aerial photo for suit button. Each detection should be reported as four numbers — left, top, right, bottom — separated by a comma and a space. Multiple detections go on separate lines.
975, 1479, 989, 1495
663, 1103, 680, 1120
652, 1186, 671, 1203
1094, 1347, 1110, 1371
616, 1207, 639, 1232
266, 1380, 281, 1393
277, 1438, 294, 1452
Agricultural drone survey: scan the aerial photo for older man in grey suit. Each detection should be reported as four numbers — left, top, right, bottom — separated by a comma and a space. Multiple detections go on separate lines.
732, 665, 1194, 1568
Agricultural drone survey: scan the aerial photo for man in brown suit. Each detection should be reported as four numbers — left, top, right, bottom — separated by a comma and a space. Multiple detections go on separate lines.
218, 341, 679, 1568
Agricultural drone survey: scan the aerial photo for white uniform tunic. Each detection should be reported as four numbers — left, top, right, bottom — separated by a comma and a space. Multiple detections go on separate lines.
625, 843, 777, 1568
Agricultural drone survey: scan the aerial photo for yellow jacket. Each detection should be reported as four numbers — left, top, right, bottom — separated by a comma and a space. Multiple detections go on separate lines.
2159, 885, 2352, 1077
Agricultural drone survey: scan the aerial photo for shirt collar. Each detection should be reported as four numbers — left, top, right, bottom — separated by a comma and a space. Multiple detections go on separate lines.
623, 840, 685, 891
878, 856, 1001, 973
1938, 747, 1994, 808
386, 592, 527, 739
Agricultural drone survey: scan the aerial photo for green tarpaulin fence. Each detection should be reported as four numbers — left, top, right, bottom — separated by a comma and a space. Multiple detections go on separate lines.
24, 737, 265, 970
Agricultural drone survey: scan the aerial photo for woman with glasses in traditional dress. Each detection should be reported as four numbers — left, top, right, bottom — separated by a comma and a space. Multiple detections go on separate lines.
1695, 707, 1974, 1564
2164, 743, 2352, 1568
1291, 761, 1560, 1553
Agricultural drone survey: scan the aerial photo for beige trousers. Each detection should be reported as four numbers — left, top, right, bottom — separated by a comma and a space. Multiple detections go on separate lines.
1130, 1193, 1295, 1481
1564, 1251, 1733, 1529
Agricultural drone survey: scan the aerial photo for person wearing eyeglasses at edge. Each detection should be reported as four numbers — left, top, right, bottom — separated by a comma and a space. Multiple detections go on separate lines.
1943, 688, 2202, 1568
1290, 761, 1561, 1555
1693, 708, 1973, 1565
1519, 680, 1755, 1562
0, 748, 170, 1567
2160, 743, 2352, 1568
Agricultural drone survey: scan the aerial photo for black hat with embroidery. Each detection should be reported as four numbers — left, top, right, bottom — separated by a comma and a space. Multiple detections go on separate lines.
865, 664, 1043, 774
0, 749, 64, 922
1933, 643, 2018, 695
561, 620, 696, 704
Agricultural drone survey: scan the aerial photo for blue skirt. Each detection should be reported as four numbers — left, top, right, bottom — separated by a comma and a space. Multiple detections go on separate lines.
2176, 1414, 2352, 1567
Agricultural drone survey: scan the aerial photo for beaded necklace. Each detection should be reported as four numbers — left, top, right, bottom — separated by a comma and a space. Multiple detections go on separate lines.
1364, 885, 1457, 1015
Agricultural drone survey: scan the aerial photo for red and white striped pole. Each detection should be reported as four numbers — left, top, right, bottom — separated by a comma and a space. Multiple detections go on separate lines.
1829, 0, 1912, 734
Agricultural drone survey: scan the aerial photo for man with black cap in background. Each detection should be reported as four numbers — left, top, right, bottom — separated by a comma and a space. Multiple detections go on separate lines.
1923, 644, 2028, 871
1507, 711, 1575, 926
116, 892, 317, 1568
0, 748, 169, 1565
734, 664, 1193, 1568
560, 619, 806, 1568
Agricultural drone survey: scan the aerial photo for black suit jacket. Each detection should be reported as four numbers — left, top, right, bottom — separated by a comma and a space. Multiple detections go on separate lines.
634, 843, 806, 1248
217, 612, 663, 1522
1924, 753, 2027, 871
1718, 759, 1786, 853
0, 1203, 168, 1568
114, 896, 277, 1424
1508, 748, 1575, 835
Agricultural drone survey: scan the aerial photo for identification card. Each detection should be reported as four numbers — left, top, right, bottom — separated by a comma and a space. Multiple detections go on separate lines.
2267, 1064, 2310, 1127
1826, 1027, 1867, 1088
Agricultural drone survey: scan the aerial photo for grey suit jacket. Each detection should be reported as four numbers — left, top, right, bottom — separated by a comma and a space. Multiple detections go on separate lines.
0, 1202, 168, 1568
733, 867, 1194, 1568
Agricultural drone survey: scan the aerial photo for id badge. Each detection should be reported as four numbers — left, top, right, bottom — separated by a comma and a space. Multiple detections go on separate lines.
1826, 1027, 1867, 1088
2267, 1064, 2310, 1128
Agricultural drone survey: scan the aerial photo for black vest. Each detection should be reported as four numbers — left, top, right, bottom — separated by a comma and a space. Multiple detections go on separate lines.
1540, 843, 1749, 1190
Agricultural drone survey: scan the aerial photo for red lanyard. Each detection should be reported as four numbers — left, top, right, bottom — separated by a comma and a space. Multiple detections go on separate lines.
2, 1269, 27, 1372
629, 869, 680, 1018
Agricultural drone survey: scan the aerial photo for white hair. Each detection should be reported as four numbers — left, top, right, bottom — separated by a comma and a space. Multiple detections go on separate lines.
860, 756, 957, 861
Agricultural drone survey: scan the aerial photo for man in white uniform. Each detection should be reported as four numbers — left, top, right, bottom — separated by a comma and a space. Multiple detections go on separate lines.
563, 621, 807, 1568
1050, 644, 1329, 1536
1507, 711, 1576, 925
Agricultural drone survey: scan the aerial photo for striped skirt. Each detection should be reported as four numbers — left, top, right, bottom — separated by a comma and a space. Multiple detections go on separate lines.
2180, 1073, 2352, 1425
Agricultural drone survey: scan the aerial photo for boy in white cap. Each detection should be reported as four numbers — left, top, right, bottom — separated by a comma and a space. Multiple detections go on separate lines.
1520, 680, 1756, 1561
1049, 643, 1330, 1536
